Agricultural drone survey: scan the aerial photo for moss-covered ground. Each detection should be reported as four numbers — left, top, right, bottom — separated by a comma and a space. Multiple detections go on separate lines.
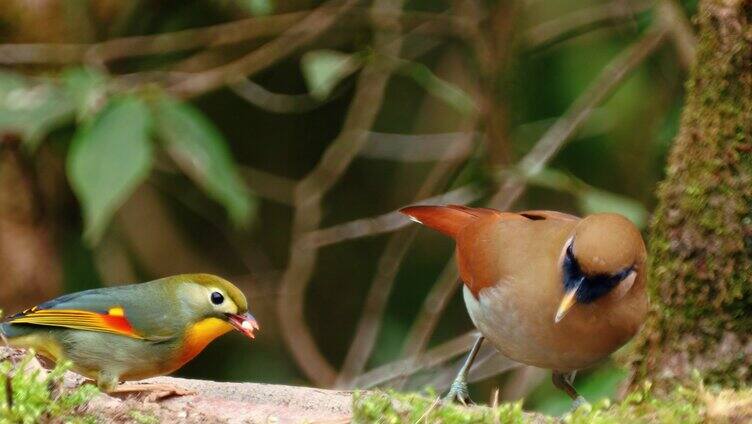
353, 381, 752, 423
0, 353, 99, 424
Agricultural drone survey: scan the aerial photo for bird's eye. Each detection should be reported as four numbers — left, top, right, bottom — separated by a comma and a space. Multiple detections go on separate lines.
210, 291, 224, 305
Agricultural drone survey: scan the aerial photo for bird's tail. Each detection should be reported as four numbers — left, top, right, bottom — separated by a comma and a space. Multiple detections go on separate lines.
0, 322, 28, 343
400, 205, 501, 238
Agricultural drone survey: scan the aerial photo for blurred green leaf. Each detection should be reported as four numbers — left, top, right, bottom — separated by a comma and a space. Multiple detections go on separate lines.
301, 50, 361, 100
0, 71, 74, 150
154, 96, 255, 227
397, 61, 477, 115
62, 67, 108, 122
0, 71, 25, 93
241, 0, 274, 16
68, 95, 154, 244
578, 189, 648, 229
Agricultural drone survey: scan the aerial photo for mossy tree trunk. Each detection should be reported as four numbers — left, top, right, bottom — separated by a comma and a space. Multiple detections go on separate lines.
630, 0, 752, 387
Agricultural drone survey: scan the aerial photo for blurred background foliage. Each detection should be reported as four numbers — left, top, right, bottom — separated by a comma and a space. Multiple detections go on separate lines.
0, 0, 695, 415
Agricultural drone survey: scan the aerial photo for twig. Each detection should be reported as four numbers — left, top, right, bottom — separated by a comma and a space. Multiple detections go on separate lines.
297, 184, 482, 249
414, 396, 441, 423
523, 0, 653, 52
492, 387, 501, 424
168, 0, 358, 99
336, 227, 421, 387
656, 0, 696, 67
230, 79, 329, 114
499, 366, 547, 401
489, 25, 668, 207
0, 9, 476, 66
412, 343, 519, 391
0, 12, 308, 66
240, 167, 296, 205
277, 0, 408, 387
359, 132, 475, 162
398, 260, 461, 363
86, 12, 309, 65
351, 330, 480, 388
0, 44, 86, 65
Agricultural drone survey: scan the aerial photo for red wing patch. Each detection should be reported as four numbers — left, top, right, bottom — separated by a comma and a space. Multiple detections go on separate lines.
7, 308, 142, 339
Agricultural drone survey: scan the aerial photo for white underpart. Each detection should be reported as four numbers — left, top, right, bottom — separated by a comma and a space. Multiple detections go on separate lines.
463, 284, 530, 364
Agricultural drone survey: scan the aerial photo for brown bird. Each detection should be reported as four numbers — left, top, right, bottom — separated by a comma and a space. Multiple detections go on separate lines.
400, 205, 647, 407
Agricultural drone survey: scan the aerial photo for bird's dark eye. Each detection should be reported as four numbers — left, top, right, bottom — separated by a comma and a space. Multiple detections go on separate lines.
210, 292, 224, 305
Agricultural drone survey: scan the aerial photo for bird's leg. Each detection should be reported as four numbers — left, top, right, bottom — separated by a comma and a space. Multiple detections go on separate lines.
444, 335, 484, 405
552, 371, 588, 410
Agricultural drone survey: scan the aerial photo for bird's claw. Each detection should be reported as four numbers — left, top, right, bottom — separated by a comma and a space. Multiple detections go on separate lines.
570, 395, 590, 411
109, 383, 196, 401
443, 380, 473, 406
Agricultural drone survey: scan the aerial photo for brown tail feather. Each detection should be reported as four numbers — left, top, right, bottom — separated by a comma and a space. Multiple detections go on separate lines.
399, 205, 501, 238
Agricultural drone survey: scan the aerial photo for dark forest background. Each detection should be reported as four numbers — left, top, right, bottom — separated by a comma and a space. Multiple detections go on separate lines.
0, 0, 697, 414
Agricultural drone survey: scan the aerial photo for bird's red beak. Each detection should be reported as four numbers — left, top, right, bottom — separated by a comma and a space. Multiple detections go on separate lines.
226, 312, 260, 339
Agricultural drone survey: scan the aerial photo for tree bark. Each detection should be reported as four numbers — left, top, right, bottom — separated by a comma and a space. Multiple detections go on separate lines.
629, 0, 752, 388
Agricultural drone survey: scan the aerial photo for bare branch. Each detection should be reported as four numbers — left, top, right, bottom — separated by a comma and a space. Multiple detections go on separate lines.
523, 0, 654, 52
240, 167, 296, 205
168, 0, 359, 98
0, 12, 308, 66
359, 132, 475, 161
336, 227, 422, 386
410, 344, 521, 391
499, 366, 547, 401
0, 44, 86, 65
656, 0, 696, 67
351, 330, 480, 388
399, 260, 461, 360
489, 26, 668, 208
297, 185, 482, 249
88, 14, 308, 65
230, 79, 328, 114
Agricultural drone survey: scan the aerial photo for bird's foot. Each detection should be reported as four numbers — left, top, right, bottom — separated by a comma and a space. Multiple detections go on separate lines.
108, 383, 196, 401
570, 395, 590, 412
443, 379, 473, 406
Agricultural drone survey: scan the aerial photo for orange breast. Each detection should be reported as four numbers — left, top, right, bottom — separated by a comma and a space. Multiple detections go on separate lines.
178, 318, 233, 366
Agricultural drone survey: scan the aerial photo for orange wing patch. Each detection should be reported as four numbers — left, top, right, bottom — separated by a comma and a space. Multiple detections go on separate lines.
8, 308, 142, 339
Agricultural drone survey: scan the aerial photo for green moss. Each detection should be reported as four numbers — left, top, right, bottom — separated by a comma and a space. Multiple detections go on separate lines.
0, 353, 99, 424
352, 389, 527, 423
565, 383, 702, 424
353, 382, 752, 423
628, 0, 752, 388
130, 410, 160, 424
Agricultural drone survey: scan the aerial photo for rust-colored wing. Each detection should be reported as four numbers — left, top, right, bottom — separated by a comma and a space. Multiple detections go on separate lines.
402, 205, 581, 296
400, 205, 526, 238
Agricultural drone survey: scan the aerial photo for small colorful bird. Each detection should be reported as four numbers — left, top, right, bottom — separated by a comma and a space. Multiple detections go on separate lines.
0, 273, 259, 393
400, 205, 647, 407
